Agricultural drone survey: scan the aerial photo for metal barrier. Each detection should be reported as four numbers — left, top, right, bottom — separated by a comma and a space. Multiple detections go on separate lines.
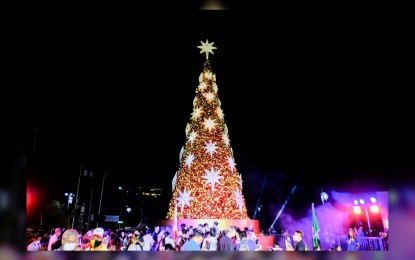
337, 236, 386, 251
271, 234, 387, 251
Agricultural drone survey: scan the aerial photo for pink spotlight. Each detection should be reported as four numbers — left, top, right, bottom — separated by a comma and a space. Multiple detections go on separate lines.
370, 205, 380, 213
353, 206, 362, 214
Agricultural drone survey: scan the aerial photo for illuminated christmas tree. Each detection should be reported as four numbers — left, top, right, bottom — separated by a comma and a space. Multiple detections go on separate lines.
166, 40, 248, 219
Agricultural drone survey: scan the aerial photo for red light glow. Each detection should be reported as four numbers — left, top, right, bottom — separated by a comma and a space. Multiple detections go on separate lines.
26, 188, 32, 212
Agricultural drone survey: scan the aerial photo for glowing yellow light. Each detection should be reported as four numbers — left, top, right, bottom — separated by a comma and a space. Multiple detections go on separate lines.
353, 206, 362, 214
370, 205, 380, 213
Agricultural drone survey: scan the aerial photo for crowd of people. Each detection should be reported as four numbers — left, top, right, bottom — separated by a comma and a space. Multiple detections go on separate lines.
26, 223, 388, 251
26, 222, 262, 251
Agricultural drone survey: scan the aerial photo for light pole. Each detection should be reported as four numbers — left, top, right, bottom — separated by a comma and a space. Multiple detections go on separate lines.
358, 199, 373, 237
72, 158, 84, 228
85, 188, 94, 231
119, 186, 124, 222
64, 192, 75, 227
125, 206, 131, 228
97, 172, 107, 228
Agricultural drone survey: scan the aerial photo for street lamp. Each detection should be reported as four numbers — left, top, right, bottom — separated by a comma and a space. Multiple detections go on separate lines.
125, 206, 132, 228
359, 199, 372, 236
65, 193, 75, 210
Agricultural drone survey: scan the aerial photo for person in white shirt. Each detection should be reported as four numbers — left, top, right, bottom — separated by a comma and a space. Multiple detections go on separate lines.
245, 226, 257, 242
142, 228, 155, 251
163, 231, 176, 251
202, 228, 218, 251
47, 228, 61, 251
27, 234, 42, 251
156, 226, 165, 250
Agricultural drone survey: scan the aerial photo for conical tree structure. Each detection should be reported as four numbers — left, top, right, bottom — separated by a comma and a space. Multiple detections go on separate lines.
167, 40, 248, 219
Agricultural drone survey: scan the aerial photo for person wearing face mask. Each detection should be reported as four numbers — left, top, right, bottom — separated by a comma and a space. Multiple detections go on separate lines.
181, 229, 204, 251
27, 234, 43, 251
85, 227, 109, 251
289, 230, 308, 251
54, 229, 80, 251
282, 230, 294, 251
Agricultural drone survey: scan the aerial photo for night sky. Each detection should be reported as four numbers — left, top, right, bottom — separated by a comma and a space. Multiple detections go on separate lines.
19, 13, 407, 229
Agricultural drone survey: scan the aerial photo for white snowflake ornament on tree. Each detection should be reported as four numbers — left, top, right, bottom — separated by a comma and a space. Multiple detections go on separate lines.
172, 171, 177, 192
191, 107, 203, 120
185, 123, 191, 136
193, 97, 198, 107
212, 82, 218, 93
216, 106, 224, 120
187, 130, 197, 144
204, 92, 215, 103
198, 82, 207, 92
227, 156, 237, 172
204, 140, 218, 156
185, 153, 194, 169
223, 133, 230, 146
176, 188, 193, 215
203, 118, 217, 132
179, 146, 184, 162
202, 166, 223, 191
234, 189, 244, 214
204, 71, 214, 80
